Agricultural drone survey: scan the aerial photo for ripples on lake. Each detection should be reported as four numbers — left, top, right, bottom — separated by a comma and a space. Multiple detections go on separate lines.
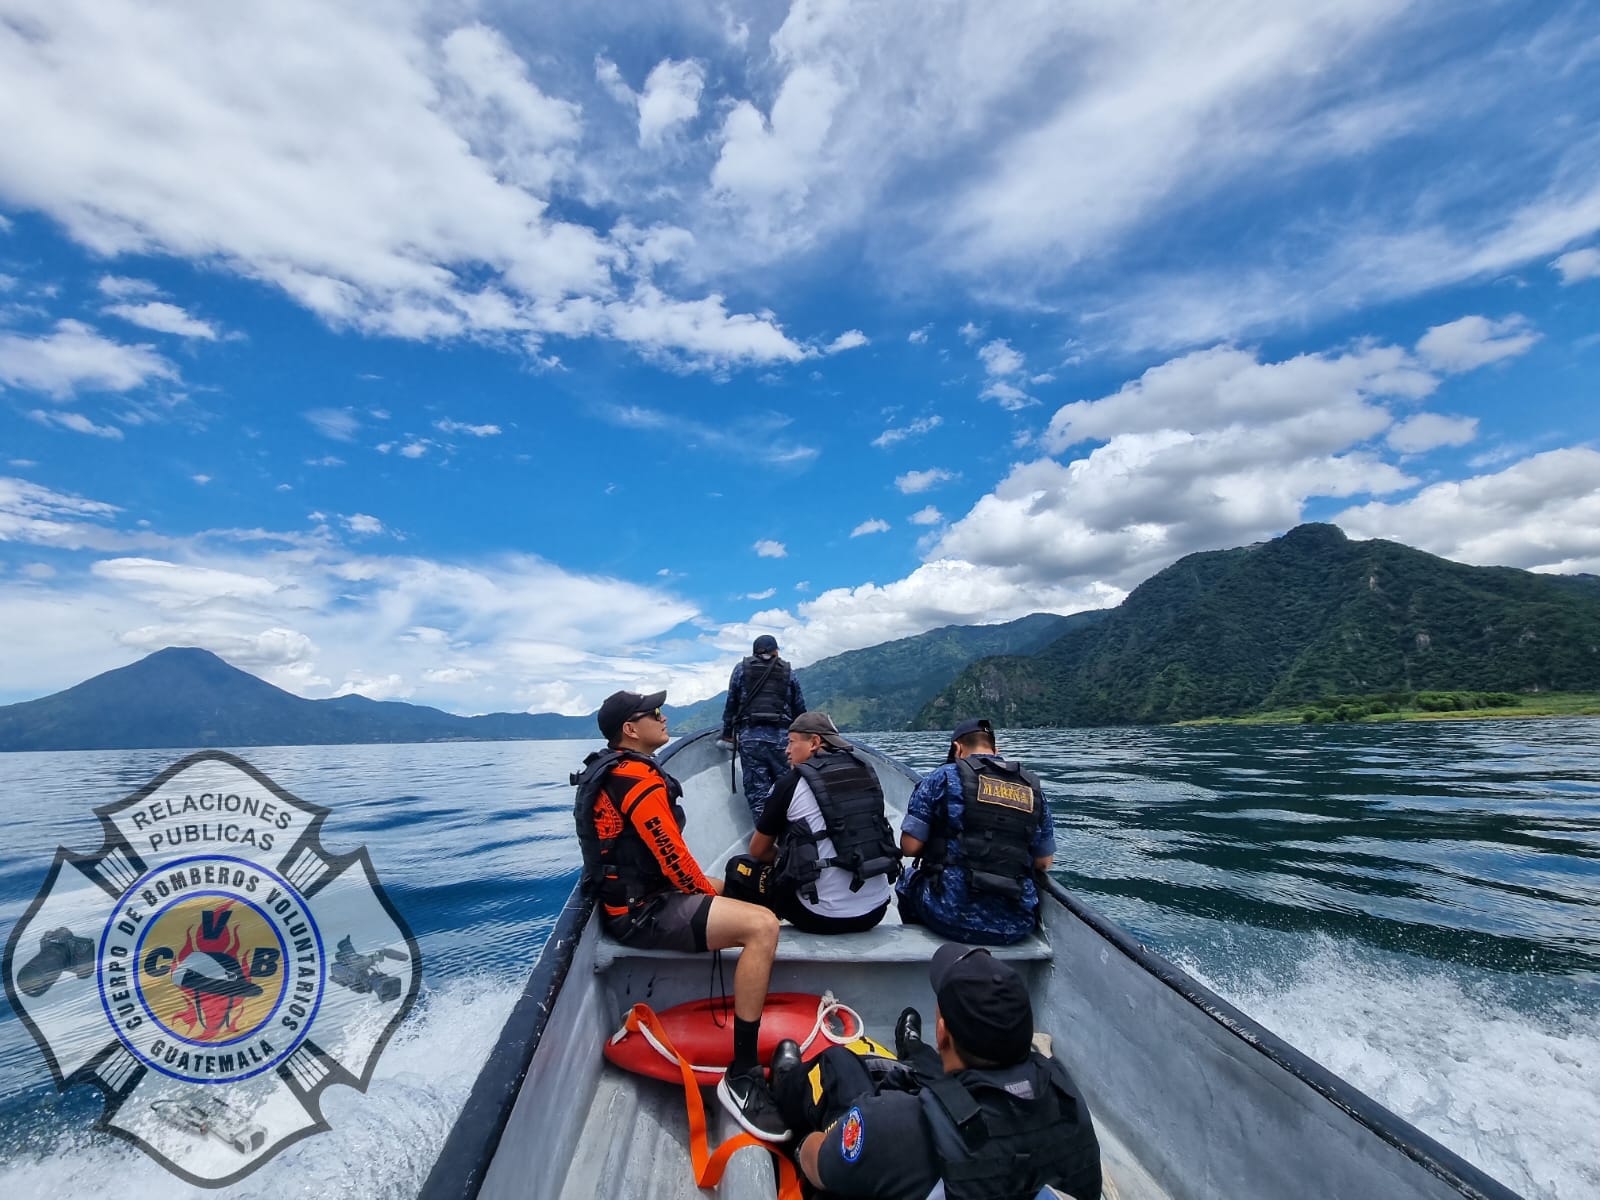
1, 722, 1596, 1198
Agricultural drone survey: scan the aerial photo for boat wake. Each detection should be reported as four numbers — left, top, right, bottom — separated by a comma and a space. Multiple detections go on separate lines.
0, 972, 523, 1198
1178, 934, 1600, 1200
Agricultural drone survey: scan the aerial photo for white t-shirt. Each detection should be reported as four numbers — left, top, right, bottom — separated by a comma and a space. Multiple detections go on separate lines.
786, 775, 893, 918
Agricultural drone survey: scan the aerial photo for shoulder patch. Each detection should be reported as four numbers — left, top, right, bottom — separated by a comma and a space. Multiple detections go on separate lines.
839, 1106, 864, 1162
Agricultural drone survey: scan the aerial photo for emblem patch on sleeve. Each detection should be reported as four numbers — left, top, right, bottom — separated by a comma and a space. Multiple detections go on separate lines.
839, 1105, 865, 1161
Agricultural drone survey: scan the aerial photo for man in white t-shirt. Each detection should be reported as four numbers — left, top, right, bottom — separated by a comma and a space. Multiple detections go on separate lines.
742, 712, 898, 933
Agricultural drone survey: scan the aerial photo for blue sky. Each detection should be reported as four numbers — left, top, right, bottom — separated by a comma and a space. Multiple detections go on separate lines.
1, 0, 1598, 715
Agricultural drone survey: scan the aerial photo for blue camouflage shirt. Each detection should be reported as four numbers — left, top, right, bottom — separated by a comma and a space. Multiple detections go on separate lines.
721, 658, 806, 738
897, 756, 1055, 943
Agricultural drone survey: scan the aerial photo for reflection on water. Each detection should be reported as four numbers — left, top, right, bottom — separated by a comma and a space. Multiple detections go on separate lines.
0, 723, 1596, 1198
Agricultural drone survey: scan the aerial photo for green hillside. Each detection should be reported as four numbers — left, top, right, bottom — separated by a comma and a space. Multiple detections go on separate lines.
917, 524, 1600, 728
670, 610, 1105, 732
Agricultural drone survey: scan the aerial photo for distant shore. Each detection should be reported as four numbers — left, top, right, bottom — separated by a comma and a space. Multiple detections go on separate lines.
1180, 692, 1600, 727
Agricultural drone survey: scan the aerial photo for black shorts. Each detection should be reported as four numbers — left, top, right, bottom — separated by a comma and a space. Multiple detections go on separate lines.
773, 890, 889, 935
604, 892, 713, 953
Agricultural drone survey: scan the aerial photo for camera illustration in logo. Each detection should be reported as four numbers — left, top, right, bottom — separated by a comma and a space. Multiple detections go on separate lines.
3, 752, 420, 1187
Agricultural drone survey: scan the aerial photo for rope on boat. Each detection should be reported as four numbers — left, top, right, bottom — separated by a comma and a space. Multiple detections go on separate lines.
609, 990, 866, 1077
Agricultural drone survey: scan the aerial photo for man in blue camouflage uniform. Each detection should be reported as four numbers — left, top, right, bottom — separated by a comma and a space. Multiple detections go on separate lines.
897, 718, 1054, 945
721, 634, 806, 822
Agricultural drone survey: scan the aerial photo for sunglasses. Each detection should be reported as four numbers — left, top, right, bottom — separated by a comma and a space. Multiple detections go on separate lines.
629, 708, 665, 723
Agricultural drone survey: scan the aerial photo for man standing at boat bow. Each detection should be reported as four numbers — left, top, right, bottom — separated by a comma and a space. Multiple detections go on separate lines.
721, 634, 807, 823
572, 689, 789, 1141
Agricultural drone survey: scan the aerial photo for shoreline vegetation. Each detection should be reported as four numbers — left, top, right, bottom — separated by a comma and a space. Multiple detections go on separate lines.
1179, 691, 1600, 727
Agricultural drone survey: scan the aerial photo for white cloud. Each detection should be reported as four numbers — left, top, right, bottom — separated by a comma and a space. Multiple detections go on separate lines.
2, 518, 712, 713
343, 513, 385, 536
978, 339, 1024, 377
908, 326, 930, 344
0, 474, 160, 552
104, 300, 218, 340
335, 672, 412, 702
1386, 413, 1478, 454
929, 337, 1455, 593
598, 401, 817, 466
304, 455, 344, 468
718, 558, 1124, 673
638, 59, 706, 147
896, 468, 956, 494
824, 329, 868, 354
1415, 315, 1539, 373
977, 337, 1034, 409
908, 505, 942, 525
981, 380, 1032, 410
1045, 343, 1433, 454
305, 408, 360, 441
26, 409, 124, 439
96, 275, 161, 298
0, 5, 805, 369
872, 414, 941, 448
191, 474, 212, 486
850, 518, 890, 537
399, 440, 431, 459
1336, 448, 1600, 574
1552, 246, 1600, 285
958, 322, 983, 343
434, 418, 502, 437
0, 320, 175, 397
745, 587, 776, 600
596, 56, 706, 148
753, 539, 787, 558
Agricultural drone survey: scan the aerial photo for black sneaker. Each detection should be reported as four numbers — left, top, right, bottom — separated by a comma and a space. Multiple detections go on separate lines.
769, 1038, 802, 1093
895, 1006, 923, 1060
717, 1066, 791, 1143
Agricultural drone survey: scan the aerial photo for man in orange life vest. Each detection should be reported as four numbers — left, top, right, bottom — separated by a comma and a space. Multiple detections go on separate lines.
572, 688, 789, 1142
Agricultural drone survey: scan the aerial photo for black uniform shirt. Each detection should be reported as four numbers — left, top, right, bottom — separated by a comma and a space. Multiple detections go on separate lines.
813, 1090, 939, 1200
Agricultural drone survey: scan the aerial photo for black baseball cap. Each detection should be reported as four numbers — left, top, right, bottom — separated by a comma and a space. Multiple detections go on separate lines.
946, 717, 995, 762
752, 634, 779, 654
597, 689, 667, 742
930, 944, 1033, 1066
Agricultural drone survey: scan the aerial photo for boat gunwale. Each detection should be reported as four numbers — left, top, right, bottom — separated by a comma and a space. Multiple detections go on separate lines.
419, 726, 1522, 1200
1038, 874, 1520, 1200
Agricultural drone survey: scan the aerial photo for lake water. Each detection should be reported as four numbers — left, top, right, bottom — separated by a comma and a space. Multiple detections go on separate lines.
0, 721, 1596, 1198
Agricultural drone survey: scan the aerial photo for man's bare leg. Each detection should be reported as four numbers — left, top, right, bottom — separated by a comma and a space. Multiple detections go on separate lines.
705, 895, 780, 1022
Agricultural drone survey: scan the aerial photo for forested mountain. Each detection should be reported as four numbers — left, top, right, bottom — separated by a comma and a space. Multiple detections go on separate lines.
668, 611, 1102, 731
917, 524, 1600, 728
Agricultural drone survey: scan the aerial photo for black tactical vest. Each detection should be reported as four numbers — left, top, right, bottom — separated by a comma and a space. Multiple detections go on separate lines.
775, 748, 900, 902
917, 1052, 1102, 1200
926, 755, 1041, 901
736, 654, 793, 726
571, 748, 685, 908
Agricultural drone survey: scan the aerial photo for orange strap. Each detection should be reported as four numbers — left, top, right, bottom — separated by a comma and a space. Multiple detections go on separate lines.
621, 1003, 804, 1199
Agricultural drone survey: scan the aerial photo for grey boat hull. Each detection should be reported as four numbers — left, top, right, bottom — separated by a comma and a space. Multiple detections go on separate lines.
423, 729, 1520, 1200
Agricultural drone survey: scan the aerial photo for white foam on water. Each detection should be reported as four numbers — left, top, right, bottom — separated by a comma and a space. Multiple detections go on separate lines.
1179, 935, 1600, 1200
0, 972, 523, 1198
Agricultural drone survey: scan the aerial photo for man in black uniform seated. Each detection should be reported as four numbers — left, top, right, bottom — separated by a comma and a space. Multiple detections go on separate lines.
771, 944, 1101, 1200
